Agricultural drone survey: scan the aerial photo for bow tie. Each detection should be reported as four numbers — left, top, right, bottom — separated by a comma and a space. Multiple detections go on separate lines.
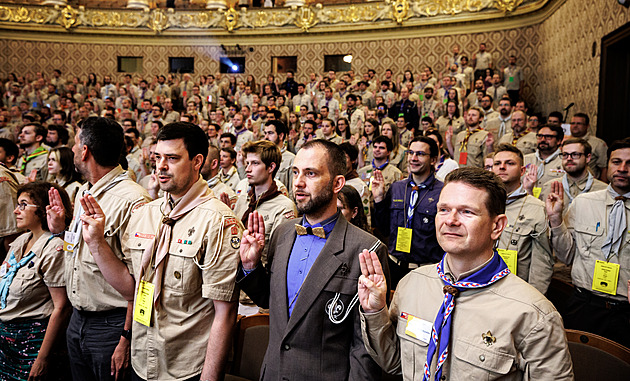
295, 224, 326, 239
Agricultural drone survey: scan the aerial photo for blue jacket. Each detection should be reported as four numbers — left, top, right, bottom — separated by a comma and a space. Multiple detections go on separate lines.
374, 173, 444, 264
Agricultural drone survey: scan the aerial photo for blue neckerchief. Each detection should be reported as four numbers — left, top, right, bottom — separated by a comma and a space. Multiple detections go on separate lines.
372, 159, 389, 171
423, 252, 510, 381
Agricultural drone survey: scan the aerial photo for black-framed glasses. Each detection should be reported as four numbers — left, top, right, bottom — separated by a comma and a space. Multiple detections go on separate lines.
406, 150, 430, 157
536, 134, 558, 140
561, 152, 585, 159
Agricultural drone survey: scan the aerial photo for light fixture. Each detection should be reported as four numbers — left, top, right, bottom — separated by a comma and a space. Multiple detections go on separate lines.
343, 55, 353, 63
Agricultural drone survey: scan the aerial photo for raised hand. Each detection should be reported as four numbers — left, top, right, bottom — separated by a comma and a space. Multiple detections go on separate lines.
358, 250, 388, 313
372, 169, 386, 203
240, 211, 265, 271
545, 180, 564, 228
79, 194, 106, 248
485, 132, 495, 151
219, 192, 231, 208
522, 164, 538, 195
46, 187, 68, 234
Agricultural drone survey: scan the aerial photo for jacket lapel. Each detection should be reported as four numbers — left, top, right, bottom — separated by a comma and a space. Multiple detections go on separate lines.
283, 215, 349, 337
271, 223, 296, 327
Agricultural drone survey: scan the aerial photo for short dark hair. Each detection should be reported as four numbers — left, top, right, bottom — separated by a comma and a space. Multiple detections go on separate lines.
241, 140, 282, 177
339, 142, 359, 170
18, 181, 72, 231
220, 132, 236, 146
221, 147, 237, 161
125, 127, 140, 139
52, 110, 67, 122
373, 136, 393, 152
301, 139, 347, 178
562, 138, 592, 156
79, 117, 124, 167
548, 111, 563, 121
24, 123, 47, 139
495, 143, 524, 165
573, 112, 590, 126
410, 136, 439, 159
539, 124, 564, 142
152, 103, 163, 112
346, 94, 358, 102
122, 118, 136, 128
607, 137, 630, 161
47, 124, 69, 145
303, 120, 318, 131
444, 167, 506, 217
151, 120, 164, 130
157, 122, 209, 167
265, 120, 288, 141
0, 138, 19, 165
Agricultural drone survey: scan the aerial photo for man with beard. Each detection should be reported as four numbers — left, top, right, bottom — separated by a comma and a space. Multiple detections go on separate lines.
569, 113, 608, 181
448, 106, 493, 168
16, 123, 49, 181
376, 81, 396, 109
539, 138, 607, 212
485, 97, 514, 144
418, 85, 439, 120
547, 137, 630, 347
498, 110, 537, 155
523, 125, 565, 198
100, 75, 118, 100
372, 136, 444, 287
236, 139, 390, 380
341, 94, 365, 136
152, 75, 171, 103
47, 117, 150, 380
46, 124, 69, 148
492, 144, 554, 294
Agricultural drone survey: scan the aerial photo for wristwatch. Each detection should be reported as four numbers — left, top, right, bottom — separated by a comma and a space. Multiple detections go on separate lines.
121, 329, 132, 340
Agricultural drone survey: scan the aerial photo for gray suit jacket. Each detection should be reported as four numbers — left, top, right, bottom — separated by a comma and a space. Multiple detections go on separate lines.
237, 213, 390, 381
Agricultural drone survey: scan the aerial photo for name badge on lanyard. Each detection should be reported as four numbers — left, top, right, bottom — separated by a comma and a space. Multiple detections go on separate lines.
592, 260, 620, 296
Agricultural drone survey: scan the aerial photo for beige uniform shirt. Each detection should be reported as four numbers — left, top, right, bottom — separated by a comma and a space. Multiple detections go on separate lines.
389, 146, 408, 177
498, 194, 554, 294
498, 131, 537, 155
219, 166, 240, 191
358, 163, 403, 195
485, 117, 513, 144
208, 176, 237, 208
360, 259, 573, 380
234, 191, 296, 266
436, 116, 465, 141
453, 129, 489, 169
341, 108, 365, 136
125, 193, 241, 381
16, 147, 49, 181
552, 190, 630, 301
66, 166, 150, 311
0, 165, 19, 237
539, 173, 607, 213
0, 232, 65, 322
583, 133, 608, 179
276, 149, 295, 193
346, 176, 372, 227
523, 151, 564, 189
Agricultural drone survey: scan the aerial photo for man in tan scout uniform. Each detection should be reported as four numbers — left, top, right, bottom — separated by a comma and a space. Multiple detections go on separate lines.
498, 110, 537, 155
358, 167, 573, 380
523, 124, 565, 198
201, 144, 237, 208
80, 122, 241, 381
47, 117, 151, 381
263, 120, 295, 192
569, 112, 608, 181
448, 106, 492, 168
358, 136, 403, 194
539, 138, 607, 213
17, 122, 49, 181
492, 144, 554, 294
547, 137, 630, 348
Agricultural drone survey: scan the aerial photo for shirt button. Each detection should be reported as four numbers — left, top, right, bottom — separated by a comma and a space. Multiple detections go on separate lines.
479, 355, 485, 362
283, 344, 290, 351
137, 243, 142, 247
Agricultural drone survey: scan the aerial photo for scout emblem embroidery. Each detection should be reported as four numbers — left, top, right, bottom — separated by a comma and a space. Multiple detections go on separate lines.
325, 297, 345, 320
482, 331, 496, 346
188, 227, 195, 236
231, 237, 241, 249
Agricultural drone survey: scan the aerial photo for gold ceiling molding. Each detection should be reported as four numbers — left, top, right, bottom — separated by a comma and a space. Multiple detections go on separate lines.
0, 0, 539, 35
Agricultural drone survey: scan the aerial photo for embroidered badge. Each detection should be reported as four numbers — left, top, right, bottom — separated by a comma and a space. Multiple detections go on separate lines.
188, 227, 195, 236
428, 197, 434, 203
230, 237, 241, 249
482, 331, 496, 346
131, 202, 146, 214
225, 217, 238, 227
284, 211, 295, 219
231, 225, 239, 235
325, 297, 345, 320
135, 232, 155, 240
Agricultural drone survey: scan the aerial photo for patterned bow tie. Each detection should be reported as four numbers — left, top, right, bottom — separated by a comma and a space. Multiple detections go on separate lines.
295, 224, 326, 239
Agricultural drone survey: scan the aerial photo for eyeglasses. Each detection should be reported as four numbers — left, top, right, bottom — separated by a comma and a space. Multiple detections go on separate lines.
406, 150, 430, 157
561, 152, 585, 159
536, 134, 558, 140
16, 202, 38, 211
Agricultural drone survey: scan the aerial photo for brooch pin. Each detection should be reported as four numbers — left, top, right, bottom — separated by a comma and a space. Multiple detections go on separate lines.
188, 227, 195, 236
482, 331, 496, 346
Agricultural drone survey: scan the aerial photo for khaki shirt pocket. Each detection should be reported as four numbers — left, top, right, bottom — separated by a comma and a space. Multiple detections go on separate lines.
165, 242, 202, 295
453, 338, 515, 379
14, 268, 38, 298
573, 220, 605, 258
396, 316, 429, 379
127, 236, 152, 277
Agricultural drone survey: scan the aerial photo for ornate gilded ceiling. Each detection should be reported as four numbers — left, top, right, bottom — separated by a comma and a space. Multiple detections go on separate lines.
0, 0, 548, 35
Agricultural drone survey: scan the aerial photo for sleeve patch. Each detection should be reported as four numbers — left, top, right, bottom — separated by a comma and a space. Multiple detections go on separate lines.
284, 211, 295, 219
131, 202, 146, 214
225, 217, 238, 227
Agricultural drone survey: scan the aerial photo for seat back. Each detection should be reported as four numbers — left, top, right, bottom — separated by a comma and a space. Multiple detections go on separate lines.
566, 329, 630, 381
231, 313, 270, 381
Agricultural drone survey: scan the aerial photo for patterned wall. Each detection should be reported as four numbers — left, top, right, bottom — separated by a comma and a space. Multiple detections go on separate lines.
537, 0, 630, 129
0, 25, 542, 106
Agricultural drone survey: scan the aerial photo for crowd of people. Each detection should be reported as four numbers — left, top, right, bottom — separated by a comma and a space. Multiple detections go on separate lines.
0, 42, 628, 381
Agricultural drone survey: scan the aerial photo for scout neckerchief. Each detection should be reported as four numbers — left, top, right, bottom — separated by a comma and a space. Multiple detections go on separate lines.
506, 185, 527, 205
0, 234, 55, 309
372, 159, 389, 171
20, 146, 48, 174
459, 128, 482, 151
423, 253, 510, 381
511, 130, 527, 146
405, 179, 427, 228
240, 181, 281, 227
207, 174, 221, 189
436, 155, 446, 172
534, 149, 561, 181
562, 172, 594, 204
498, 115, 511, 138
601, 185, 630, 261
138, 176, 212, 306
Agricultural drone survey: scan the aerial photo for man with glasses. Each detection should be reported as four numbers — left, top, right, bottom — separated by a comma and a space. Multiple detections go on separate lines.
372, 136, 444, 286
523, 124, 565, 198
539, 138, 607, 213
569, 112, 608, 181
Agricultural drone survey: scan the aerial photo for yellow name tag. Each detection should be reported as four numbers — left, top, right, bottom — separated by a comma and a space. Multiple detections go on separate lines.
592, 260, 620, 295
294, 105, 300, 113
405, 315, 432, 343
532, 187, 542, 199
133, 280, 154, 327
497, 249, 518, 274
396, 227, 413, 253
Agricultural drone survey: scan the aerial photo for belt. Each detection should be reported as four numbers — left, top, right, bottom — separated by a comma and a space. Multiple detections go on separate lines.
389, 254, 419, 270
74, 307, 127, 318
575, 287, 630, 311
